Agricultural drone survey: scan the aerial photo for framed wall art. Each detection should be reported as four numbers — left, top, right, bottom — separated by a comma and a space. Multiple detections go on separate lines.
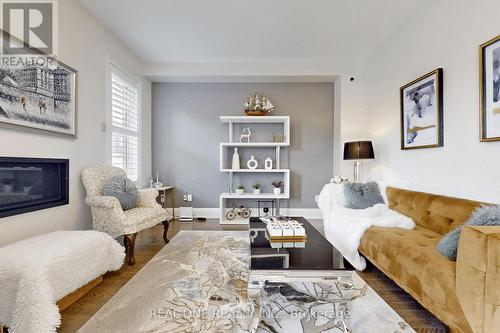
0, 31, 77, 137
479, 34, 500, 142
400, 68, 443, 150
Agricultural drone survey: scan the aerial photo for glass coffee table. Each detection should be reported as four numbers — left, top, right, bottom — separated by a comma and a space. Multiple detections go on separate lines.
249, 217, 415, 332
249, 216, 352, 271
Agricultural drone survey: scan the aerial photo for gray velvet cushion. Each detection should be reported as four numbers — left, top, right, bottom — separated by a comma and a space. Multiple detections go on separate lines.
343, 182, 385, 209
102, 176, 139, 210
437, 205, 500, 261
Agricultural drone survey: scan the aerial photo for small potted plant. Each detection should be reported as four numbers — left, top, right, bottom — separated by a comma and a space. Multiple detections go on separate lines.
236, 185, 245, 195
272, 180, 283, 195
252, 182, 262, 194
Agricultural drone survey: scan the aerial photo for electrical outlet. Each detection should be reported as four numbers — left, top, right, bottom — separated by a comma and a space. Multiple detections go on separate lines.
187, 194, 193, 202
183, 195, 188, 201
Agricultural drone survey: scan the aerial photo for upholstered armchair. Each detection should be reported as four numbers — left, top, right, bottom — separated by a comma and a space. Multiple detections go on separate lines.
82, 165, 171, 264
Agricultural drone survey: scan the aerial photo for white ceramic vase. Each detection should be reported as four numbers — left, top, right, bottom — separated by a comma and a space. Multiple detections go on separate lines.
253, 188, 261, 194
247, 155, 258, 169
232, 148, 240, 170
236, 188, 244, 195
264, 158, 273, 170
273, 187, 281, 195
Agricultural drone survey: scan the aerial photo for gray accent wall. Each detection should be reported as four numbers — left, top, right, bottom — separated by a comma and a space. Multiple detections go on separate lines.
152, 82, 334, 208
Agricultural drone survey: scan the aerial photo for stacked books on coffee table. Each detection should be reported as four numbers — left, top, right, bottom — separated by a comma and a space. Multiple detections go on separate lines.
260, 217, 307, 248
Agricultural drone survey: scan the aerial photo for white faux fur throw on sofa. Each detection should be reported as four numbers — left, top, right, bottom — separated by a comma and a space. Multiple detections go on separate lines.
0, 230, 124, 333
317, 182, 415, 271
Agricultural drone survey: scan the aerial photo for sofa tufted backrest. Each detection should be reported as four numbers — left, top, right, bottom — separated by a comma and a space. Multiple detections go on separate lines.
386, 187, 482, 234
81, 164, 127, 197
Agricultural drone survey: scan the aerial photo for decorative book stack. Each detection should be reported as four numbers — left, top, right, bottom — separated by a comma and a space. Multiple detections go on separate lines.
264, 218, 307, 242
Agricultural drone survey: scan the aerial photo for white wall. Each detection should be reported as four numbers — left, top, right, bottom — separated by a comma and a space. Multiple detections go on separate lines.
341, 0, 500, 203
0, 0, 151, 246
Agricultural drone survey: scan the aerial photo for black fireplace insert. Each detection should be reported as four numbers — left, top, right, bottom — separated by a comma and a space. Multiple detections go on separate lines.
0, 157, 69, 218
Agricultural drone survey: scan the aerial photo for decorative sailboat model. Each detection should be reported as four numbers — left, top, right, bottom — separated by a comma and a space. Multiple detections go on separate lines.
244, 93, 274, 116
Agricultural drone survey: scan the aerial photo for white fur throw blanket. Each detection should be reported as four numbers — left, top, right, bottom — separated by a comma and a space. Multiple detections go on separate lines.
317, 182, 415, 271
0, 230, 125, 333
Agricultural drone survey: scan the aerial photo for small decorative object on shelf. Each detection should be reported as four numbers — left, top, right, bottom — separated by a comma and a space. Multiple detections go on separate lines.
252, 182, 262, 194
264, 157, 273, 170
244, 93, 274, 116
273, 134, 287, 143
239, 127, 252, 143
231, 148, 240, 170
226, 204, 251, 220
247, 155, 258, 169
331, 176, 349, 184
258, 200, 275, 217
272, 180, 283, 195
236, 185, 245, 195
152, 171, 164, 188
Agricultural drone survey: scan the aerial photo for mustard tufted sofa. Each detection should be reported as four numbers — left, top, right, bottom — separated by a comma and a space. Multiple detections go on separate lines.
359, 187, 500, 333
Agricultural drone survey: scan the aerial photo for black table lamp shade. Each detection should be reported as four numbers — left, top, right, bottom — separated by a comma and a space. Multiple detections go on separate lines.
343, 141, 374, 160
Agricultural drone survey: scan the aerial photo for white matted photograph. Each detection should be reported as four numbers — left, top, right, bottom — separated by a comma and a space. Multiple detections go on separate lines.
400, 68, 443, 150
480, 35, 500, 141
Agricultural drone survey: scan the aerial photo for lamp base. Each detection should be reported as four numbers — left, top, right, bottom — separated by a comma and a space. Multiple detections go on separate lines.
353, 161, 361, 183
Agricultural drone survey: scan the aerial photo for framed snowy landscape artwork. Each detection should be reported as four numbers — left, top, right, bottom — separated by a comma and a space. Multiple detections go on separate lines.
480, 35, 500, 142
0, 33, 77, 137
400, 68, 443, 150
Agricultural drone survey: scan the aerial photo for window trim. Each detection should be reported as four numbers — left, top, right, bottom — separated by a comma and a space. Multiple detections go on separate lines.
106, 57, 142, 184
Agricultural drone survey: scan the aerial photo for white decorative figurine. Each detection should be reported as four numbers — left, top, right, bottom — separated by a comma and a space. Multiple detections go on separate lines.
247, 155, 258, 170
264, 158, 273, 170
231, 148, 240, 170
240, 127, 251, 143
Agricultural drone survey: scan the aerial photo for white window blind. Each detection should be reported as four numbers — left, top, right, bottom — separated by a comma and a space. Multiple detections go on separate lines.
111, 72, 139, 181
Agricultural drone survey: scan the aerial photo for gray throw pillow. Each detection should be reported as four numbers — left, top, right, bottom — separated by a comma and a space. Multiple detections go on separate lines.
437, 205, 500, 261
343, 182, 385, 209
102, 176, 139, 210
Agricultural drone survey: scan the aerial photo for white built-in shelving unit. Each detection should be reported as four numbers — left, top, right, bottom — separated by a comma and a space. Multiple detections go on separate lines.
219, 116, 290, 224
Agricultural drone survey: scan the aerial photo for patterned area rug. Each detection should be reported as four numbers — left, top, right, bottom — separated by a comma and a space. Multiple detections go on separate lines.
78, 231, 414, 333
78, 231, 251, 332
248, 274, 415, 333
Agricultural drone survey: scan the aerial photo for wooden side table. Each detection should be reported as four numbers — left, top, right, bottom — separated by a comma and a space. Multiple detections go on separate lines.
154, 186, 175, 218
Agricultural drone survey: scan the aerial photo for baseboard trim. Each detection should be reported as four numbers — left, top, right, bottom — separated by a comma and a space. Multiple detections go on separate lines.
171, 207, 322, 220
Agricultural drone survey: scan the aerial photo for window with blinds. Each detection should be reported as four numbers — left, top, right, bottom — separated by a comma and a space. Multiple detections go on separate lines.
111, 72, 139, 181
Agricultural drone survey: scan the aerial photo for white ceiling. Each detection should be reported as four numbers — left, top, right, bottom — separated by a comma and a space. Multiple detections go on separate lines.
78, 0, 425, 63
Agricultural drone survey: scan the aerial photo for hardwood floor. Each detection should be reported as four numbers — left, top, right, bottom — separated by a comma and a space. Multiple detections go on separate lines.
358, 264, 447, 333
59, 219, 446, 333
